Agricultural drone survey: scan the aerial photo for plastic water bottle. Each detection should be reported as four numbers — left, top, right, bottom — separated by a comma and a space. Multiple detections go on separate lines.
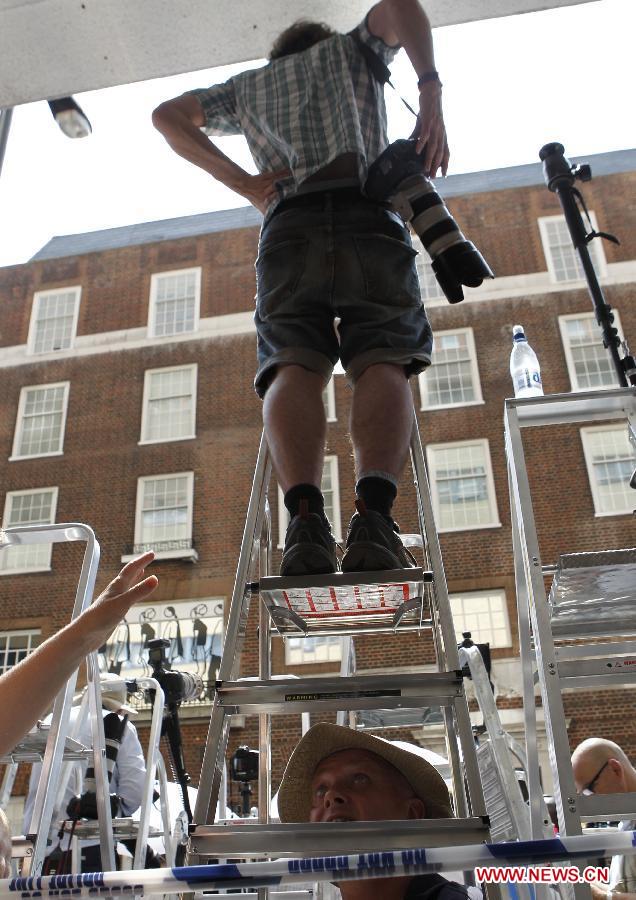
510, 325, 543, 398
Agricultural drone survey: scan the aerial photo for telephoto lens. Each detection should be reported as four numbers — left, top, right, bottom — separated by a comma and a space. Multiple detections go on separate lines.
146, 638, 204, 704
177, 671, 204, 703
365, 139, 494, 303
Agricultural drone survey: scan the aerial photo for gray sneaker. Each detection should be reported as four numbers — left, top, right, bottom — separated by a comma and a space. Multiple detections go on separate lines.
341, 500, 417, 573
280, 505, 337, 577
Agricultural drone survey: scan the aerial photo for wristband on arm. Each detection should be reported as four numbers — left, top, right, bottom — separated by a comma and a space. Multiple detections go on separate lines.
417, 70, 442, 88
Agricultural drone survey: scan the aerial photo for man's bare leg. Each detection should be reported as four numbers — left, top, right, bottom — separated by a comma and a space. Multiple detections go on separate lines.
350, 363, 413, 482
343, 362, 415, 571
263, 364, 336, 575
263, 364, 326, 491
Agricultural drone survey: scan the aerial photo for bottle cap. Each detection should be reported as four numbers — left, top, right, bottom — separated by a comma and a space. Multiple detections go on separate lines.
513, 325, 526, 342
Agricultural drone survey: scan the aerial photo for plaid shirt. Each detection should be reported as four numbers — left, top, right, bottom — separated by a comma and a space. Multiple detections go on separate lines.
189, 17, 399, 213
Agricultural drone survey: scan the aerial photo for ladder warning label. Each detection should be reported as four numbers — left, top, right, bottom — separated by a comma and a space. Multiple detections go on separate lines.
285, 690, 401, 702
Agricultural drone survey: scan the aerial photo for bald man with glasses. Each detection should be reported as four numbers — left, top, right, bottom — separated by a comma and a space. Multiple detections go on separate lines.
571, 738, 636, 900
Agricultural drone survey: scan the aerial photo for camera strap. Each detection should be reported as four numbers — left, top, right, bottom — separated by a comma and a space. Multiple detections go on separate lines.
83, 712, 127, 797
348, 31, 419, 120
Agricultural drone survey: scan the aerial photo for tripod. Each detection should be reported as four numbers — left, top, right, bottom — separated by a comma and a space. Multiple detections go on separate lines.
539, 142, 636, 389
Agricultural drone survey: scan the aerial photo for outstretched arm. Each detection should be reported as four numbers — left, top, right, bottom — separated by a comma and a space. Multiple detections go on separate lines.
152, 94, 290, 214
0, 552, 158, 758
368, 0, 449, 177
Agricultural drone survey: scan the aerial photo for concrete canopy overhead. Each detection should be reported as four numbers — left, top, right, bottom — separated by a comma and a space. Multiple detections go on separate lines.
1, 0, 597, 109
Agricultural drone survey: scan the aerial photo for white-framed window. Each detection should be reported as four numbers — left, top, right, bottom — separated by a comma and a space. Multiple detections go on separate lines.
140, 365, 197, 444
450, 589, 511, 649
559, 311, 624, 392
278, 455, 343, 546
426, 439, 500, 532
98, 598, 223, 706
11, 382, 70, 459
0, 487, 58, 574
323, 377, 336, 422
419, 328, 483, 409
27, 287, 81, 355
0, 629, 41, 675
133, 473, 196, 560
148, 268, 201, 338
538, 214, 607, 284
580, 424, 635, 516
285, 635, 343, 665
416, 252, 445, 302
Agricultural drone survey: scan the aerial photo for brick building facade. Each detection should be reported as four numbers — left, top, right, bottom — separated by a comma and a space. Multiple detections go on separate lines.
1, 148, 634, 824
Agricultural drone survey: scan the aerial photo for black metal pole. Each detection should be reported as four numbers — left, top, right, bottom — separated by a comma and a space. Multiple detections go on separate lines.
539, 142, 632, 388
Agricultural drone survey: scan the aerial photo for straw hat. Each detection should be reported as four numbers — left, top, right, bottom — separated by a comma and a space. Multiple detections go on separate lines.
74, 672, 138, 717
277, 722, 453, 823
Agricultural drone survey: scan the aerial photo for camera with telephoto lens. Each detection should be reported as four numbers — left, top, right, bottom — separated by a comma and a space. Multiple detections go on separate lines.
146, 638, 204, 705
365, 139, 494, 303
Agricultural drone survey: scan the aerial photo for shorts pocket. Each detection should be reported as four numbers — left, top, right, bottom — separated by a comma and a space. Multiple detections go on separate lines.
353, 233, 420, 306
255, 238, 308, 316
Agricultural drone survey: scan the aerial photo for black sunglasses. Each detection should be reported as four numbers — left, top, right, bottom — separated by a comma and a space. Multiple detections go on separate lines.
581, 760, 609, 795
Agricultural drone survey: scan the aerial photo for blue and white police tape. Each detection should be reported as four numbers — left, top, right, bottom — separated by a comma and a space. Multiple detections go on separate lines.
5, 831, 636, 898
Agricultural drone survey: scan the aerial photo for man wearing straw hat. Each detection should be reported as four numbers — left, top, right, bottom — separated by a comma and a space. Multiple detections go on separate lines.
277, 722, 475, 900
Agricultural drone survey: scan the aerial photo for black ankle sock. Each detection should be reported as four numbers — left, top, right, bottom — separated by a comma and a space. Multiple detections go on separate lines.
284, 484, 325, 518
356, 476, 397, 518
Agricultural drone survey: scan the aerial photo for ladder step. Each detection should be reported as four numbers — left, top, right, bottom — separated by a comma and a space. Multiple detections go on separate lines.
549, 548, 636, 638
558, 656, 636, 686
214, 672, 464, 715
577, 790, 636, 820
555, 639, 636, 660
259, 568, 432, 633
189, 817, 490, 858
1, 731, 91, 764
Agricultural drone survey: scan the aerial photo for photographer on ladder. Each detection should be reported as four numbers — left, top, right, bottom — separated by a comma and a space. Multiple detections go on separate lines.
153, 0, 449, 577
23, 674, 146, 873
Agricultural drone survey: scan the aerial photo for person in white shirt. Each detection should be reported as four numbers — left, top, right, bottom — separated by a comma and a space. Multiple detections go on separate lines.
23, 674, 146, 873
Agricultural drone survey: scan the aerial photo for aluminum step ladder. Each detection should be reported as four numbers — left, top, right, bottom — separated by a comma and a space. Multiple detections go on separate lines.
0, 523, 116, 875
189, 414, 491, 880
0, 524, 178, 875
504, 387, 636, 899
458, 643, 554, 845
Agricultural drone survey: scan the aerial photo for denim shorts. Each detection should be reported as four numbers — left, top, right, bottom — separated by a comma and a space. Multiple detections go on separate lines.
253, 187, 433, 398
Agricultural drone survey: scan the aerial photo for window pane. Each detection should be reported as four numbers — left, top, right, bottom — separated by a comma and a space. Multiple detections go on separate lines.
423, 331, 478, 408
585, 428, 635, 514
286, 635, 342, 664
0, 630, 41, 674
416, 254, 445, 301
33, 292, 78, 353
17, 385, 66, 456
565, 317, 618, 389
1, 491, 55, 571
450, 590, 511, 648
545, 219, 602, 283
144, 368, 195, 442
431, 443, 496, 529
153, 273, 197, 337
140, 476, 191, 544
